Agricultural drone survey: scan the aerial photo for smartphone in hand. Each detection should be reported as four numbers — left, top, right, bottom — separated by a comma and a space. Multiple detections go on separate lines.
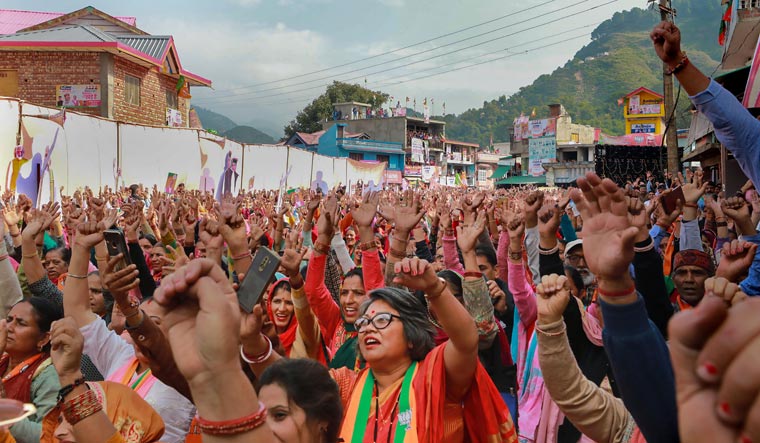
237, 247, 281, 313
104, 229, 133, 272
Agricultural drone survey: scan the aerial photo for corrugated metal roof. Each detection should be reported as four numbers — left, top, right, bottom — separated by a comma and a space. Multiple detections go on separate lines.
117, 35, 170, 60
0, 24, 115, 42
0, 9, 135, 35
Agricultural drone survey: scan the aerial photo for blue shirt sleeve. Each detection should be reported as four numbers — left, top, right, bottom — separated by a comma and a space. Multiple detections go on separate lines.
691, 80, 760, 188
600, 295, 679, 443
740, 232, 760, 295
649, 225, 668, 255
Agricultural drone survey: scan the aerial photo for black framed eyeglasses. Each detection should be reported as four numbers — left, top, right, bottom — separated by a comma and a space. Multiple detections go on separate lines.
354, 312, 401, 331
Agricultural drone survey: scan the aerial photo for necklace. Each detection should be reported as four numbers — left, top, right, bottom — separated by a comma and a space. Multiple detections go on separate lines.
373, 380, 399, 443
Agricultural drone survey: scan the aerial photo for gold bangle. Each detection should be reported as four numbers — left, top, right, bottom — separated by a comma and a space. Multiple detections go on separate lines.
96, 256, 109, 262
22, 253, 38, 258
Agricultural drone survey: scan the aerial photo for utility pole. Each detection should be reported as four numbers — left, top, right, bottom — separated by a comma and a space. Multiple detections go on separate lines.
658, 0, 680, 174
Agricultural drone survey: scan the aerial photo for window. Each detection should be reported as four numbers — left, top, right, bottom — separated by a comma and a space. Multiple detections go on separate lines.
166, 90, 178, 110
125, 75, 140, 106
376, 154, 390, 165
349, 152, 364, 161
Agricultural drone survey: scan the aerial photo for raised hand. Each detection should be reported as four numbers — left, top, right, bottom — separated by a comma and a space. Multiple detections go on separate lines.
536, 274, 572, 324
456, 210, 486, 253
378, 190, 424, 235
537, 205, 561, 240
216, 200, 247, 254
103, 255, 139, 303
680, 170, 708, 204
50, 317, 85, 384
721, 197, 755, 235
570, 172, 639, 282
668, 295, 760, 442
198, 218, 224, 251
352, 191, 379, 228
704, 277, 747, 307
152, 259, 242, 385
392, 257, 441, 294
74, 220, 106, 250
524, 191, 544, 228
716, 240, 758, 282
316, 194, 339, 240
626, 195, 650, 243
280, 247, 308, 279
651, 21, 683, 66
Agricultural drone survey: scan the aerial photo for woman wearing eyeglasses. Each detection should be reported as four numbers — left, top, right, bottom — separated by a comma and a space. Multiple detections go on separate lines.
335, 256, 516, 443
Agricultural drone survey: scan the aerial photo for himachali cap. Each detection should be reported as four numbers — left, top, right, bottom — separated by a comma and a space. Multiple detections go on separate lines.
672, 250, 714, 275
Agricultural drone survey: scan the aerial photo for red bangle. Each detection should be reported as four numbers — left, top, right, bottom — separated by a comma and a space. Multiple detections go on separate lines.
231, 251, 252, 261
62, 388, 103, 426
196, 402, 268, 435
597, 285, 636, 298
684, 202, 698, 208
463, 271, 483, 279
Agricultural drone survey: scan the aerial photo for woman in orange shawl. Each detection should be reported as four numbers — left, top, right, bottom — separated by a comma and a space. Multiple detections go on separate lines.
334, 257, 517, 443
268, 274, 329, 364
40, 381, 165, 443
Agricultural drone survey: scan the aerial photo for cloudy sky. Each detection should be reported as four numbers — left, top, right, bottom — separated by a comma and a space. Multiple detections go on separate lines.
7, 0, 652, 137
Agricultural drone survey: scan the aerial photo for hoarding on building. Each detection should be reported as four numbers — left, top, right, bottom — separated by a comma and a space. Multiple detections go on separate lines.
528, 137, 556, 176
56, 85, 101, 108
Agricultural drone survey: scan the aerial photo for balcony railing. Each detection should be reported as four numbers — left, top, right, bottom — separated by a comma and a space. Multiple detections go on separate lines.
337, 138, 404, 151
739, 0, 760, 9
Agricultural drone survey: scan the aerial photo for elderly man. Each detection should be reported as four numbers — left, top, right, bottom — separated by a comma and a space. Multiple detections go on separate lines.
670, 249, 714, 311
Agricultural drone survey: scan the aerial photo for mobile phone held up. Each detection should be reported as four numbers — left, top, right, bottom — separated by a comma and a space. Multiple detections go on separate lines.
661, 186, 685, 215
237, 247, 281, 313
103, 229, 133, 272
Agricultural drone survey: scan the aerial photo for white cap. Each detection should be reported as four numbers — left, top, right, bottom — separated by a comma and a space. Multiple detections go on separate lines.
565, 239, 583, 254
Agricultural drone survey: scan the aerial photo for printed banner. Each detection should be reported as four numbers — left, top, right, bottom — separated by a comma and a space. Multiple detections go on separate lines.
631, 123, 656, 134
527, 118, 557, 139
411, 138, 424, 163
56, 85, 101, 108
528, 137, 556, 176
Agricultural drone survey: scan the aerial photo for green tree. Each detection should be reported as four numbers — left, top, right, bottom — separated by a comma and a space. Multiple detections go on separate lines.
283, 82, 390, 137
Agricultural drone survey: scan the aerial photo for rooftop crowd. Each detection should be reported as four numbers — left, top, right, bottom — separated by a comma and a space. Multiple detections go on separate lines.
0, 21, 756, 443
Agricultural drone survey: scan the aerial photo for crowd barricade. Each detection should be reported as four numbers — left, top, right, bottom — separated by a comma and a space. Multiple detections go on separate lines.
0, 97, 388, 205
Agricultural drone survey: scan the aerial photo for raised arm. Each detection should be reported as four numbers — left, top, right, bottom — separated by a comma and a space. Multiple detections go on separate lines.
51, 317, 123, 443
0, 218, 22, 317
153, 259, 273, 443
354, 191, 384, 291
457, 211, 497, 344
394, 257, 478, 401
64, 219, 111, 328
378, 190, 425, 288
535, 275, 635, 443
571, 172, 679, 443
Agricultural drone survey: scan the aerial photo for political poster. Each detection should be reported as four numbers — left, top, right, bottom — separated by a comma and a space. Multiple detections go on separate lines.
527, 118, 557, 139
56, 85, 101, 108
411, 138, 424, 163
528, 137, 556, 176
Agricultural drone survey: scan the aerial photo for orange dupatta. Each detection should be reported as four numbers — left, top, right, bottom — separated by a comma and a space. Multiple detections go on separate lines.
339, 344, 517, 443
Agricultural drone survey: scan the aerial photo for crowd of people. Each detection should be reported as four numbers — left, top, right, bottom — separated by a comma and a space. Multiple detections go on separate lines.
0, 21, 756, 443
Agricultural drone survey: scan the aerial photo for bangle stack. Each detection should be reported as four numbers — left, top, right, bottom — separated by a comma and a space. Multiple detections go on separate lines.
62, 389, 102, 426
539, 244, 559, 256
196, 402, 268, 435
240, 335, 273, 364
666, 52, 689, 75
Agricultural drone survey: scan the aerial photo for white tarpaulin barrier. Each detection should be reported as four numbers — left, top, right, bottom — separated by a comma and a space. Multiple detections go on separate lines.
243, 144, 288, 191
120, 125, 201, 193
0, 99, 21, 192
0, 101, 388, 204
63, 112, 117, 192
311, 153, 336, 192
287, 148, 313, 190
